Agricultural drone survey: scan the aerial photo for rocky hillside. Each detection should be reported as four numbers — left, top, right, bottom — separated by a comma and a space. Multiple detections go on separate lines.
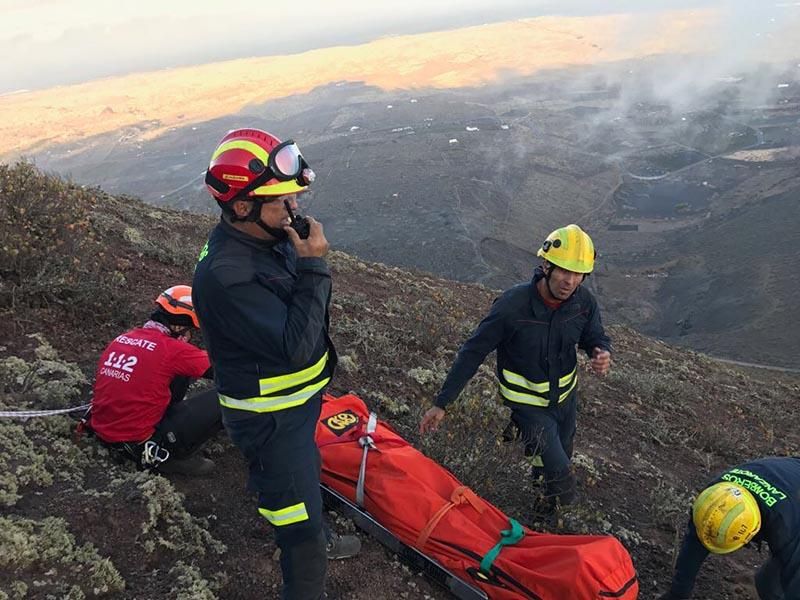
1, 163, 798, 599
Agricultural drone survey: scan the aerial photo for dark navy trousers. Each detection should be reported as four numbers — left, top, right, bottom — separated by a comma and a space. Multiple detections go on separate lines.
222, 392, 327, 600
507, 392, 578, 504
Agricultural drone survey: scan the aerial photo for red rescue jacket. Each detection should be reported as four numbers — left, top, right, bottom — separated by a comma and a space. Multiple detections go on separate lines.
90, 323, 210, 443
316, 393, 638, 600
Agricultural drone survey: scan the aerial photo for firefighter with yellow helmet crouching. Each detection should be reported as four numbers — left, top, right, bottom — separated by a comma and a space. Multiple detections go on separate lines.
420, 224, 612, 514
193, 128, 359, 600
659, 456, 800, 600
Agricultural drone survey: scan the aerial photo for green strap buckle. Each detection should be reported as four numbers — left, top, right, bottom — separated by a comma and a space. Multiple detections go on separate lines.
479, 518, 525, 574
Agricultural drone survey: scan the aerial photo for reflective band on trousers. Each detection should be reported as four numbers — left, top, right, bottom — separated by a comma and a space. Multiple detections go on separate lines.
218, 352, 330, 413
259, 502, 309, 526
499, 367, 577, 407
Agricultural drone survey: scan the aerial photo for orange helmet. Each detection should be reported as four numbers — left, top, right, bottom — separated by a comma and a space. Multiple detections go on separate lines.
205, 128, 315, 204
155, 285, 199, 328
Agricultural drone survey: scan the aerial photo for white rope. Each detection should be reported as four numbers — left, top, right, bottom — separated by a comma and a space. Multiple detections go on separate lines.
0, 403, 92, 419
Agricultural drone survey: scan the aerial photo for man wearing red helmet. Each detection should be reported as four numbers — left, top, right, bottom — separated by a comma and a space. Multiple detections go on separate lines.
88, 285, 222, 476
193, 129, 358, 599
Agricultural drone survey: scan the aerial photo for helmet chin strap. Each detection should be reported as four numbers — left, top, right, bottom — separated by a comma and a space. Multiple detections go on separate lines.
224, 164, 290, 240
257, 221, 288, 239
244, 198, 288, 240
543, 264, 560, 300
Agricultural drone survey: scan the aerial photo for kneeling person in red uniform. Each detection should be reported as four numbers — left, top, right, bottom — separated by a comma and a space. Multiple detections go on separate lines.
89, 285, 222, 476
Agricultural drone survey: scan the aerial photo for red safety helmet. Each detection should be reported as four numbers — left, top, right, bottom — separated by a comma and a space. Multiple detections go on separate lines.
155, 285, 199, 329
205, 128, 315, 204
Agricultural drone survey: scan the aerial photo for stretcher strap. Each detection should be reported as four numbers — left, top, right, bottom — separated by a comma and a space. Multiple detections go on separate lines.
356, 412, 377, 507
416, 486, 485, 550
479, 518, 525, 574
317, 409, 409, 449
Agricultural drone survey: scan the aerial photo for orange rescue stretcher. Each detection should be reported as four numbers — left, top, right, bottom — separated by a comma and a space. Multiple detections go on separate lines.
316, 393, 639, 600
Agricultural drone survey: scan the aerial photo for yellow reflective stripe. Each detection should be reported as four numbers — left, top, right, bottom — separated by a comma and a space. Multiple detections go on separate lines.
527, 455, 544, 467
259, 502, 308, 526
502, 369, 549, 393
219, 377, 330, 413
559, 374, 578, 401
499, 383, 549, 407
500, 372, 577, 406
259, 352, 329, 395
211, 139, 270, 164
558, 367, 577, 388
716, 502, 745, 547
503, 367, 575, 392
253, 179, 306, 196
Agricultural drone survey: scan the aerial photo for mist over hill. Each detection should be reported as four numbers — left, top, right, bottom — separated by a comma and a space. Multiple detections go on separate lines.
20, 51, 800, 369
3, 10, 799, 359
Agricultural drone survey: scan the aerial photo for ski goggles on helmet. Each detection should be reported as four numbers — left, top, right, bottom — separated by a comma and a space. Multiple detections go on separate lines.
254, 139, 315, 185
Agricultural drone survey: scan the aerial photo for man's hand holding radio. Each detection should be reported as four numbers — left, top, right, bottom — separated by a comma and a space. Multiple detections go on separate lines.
285, 216, 329, 258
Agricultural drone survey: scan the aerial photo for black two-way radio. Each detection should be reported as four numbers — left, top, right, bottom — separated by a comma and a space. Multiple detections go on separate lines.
284, 199, 311, 239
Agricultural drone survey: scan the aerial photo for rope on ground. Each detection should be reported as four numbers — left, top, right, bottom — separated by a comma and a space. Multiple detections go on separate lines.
0, 403, 91, 419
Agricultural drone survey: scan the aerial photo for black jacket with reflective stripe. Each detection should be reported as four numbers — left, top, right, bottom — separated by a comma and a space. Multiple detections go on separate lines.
671, 457, 800, 598
435, 268, 611, 409
192, 219, 336, 402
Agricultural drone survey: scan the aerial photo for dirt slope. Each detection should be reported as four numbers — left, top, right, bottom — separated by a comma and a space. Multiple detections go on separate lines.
1, 164, 798, 599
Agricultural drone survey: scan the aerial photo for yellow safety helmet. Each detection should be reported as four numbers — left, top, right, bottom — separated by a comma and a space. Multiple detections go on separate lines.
692, 482, 761, 554
536, 224, 595, 274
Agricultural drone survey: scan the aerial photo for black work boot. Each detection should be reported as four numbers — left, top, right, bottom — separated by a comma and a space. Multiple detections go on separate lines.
326, 531, 361, 560
158, 454, 215, 476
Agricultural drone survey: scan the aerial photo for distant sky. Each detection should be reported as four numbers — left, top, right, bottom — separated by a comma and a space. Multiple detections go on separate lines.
2, 0, 797, 93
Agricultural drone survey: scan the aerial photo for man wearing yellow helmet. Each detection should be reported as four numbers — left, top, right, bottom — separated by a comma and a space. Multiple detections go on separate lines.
419, 224, 611, 513
659, 456, 800, 599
